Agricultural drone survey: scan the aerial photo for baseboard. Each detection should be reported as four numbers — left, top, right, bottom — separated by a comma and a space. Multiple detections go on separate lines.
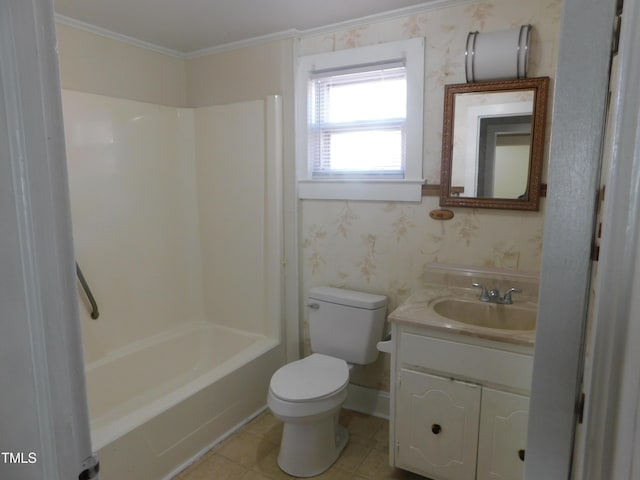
343, 384, 390, 419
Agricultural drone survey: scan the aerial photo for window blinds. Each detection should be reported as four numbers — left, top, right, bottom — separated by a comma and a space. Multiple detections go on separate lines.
308, 63, 407, 178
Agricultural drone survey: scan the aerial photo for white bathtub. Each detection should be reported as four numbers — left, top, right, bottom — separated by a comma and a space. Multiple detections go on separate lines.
86, 322, 283, 480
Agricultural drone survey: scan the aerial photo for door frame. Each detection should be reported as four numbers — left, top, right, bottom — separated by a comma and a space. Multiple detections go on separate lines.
0, 1, 92, 479
525, 0, 618, 478
576, 0, 640, 477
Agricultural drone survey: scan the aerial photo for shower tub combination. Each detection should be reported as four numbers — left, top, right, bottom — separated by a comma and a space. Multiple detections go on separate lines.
63, 92, 285, 479
86, 323, 281, 479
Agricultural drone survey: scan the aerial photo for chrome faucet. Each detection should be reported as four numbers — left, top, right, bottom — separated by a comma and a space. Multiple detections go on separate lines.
472, 283, 522, 304
501, 287, 522, 304
472, 283, 490, 301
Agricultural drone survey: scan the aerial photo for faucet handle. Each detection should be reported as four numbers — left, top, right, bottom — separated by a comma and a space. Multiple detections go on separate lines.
472, 283, 490, 302
502, 287, 522, 304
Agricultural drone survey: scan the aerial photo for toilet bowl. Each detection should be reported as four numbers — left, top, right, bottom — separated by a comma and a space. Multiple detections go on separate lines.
268, 353, 350, 477
268, 287, 387, 477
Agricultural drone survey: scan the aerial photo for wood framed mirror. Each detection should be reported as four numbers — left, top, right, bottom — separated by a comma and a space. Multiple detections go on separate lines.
440, 77, 549, 210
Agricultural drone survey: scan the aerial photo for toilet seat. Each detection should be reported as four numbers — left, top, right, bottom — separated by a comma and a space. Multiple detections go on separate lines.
270, 353, 349, 402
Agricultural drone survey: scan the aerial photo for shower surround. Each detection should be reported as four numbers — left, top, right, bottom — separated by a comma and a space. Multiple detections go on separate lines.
62, 90, 284, 480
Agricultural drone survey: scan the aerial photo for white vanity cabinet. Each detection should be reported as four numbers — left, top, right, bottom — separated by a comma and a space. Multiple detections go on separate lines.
477, 387, 529, 480
390, 325, 533, 480
396, 369, 481, 480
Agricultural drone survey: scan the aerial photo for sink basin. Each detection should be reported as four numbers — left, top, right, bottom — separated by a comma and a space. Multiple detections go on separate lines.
432, 298, 536, 331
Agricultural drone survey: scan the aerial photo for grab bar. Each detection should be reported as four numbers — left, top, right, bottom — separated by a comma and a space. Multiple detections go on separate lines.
76, 262, 99, 319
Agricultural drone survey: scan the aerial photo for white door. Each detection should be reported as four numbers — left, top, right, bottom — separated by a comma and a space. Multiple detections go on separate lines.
0, 1, 94, 479
396, 369, 481, 480
477, 388, 529, 480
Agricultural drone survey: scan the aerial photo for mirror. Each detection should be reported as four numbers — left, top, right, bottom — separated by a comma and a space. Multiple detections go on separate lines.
440, 77, 549, 210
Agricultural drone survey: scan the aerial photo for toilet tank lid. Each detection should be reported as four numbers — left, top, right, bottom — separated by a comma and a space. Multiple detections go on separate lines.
309, 287, 387, 309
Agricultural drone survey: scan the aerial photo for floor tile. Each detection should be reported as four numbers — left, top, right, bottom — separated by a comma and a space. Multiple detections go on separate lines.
252, 445, 298, 479
308, 466, 356, 479
240, 471, 276, 480
355, 449, 424, 479
217, 430, 278, 468
340, 410, 386, 438
174, 409, 427, 480
334, 440, 370, 472
244, 410, 284, 444
179, 453, 248, 480
373, 421, 390, 452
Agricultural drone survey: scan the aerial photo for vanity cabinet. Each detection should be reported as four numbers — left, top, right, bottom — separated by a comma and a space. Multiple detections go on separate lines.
396, 369, 481, 480
477, 388, 529, 480
390, 326, 533, 480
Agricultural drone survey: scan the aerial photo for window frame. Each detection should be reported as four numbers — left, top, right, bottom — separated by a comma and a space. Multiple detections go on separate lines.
296, 38, 425, 202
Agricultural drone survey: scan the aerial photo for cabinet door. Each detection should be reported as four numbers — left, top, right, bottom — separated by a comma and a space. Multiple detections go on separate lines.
477, 387, 529, 480
396, 369, 481, 480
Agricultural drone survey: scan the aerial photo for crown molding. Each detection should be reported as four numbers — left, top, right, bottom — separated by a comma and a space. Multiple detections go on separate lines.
296, 0, 473, 42
55, 0, 475, 60
54, 14, 186, 59
189, 0, 475, 57
185, 29, 300, 59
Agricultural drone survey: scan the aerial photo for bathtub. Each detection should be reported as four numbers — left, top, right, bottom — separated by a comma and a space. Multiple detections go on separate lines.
86, 322, 283, 480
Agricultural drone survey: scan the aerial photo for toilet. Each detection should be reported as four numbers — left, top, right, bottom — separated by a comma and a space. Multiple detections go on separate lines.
267, 286, 387, 477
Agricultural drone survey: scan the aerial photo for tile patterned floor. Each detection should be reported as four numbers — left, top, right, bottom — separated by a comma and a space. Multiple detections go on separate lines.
174, 409, 426, 480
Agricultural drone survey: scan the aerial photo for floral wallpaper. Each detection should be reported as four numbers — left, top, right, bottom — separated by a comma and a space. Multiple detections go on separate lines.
298, 0, 562, 391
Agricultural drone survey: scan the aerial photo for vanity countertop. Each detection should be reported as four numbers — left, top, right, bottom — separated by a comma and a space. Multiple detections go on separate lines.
388, 286, 537, 348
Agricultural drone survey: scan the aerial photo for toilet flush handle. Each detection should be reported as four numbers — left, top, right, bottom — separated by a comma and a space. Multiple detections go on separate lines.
307, 303, 320, 309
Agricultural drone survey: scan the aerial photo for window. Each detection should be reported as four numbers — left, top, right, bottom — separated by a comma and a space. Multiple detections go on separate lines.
309, 63, 406, 178
296, 38, 425, 201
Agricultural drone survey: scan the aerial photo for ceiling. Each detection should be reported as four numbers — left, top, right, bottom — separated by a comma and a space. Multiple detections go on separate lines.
54, 0, 434, 54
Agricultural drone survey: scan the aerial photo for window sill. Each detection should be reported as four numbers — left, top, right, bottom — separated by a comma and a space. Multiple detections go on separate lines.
298, 179, 424, 202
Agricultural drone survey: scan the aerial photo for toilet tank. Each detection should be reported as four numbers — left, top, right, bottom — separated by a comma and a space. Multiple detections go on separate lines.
308, 287, 387, 365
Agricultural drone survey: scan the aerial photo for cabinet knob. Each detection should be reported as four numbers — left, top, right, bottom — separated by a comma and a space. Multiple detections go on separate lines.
518, 449, 525, 461
431, 424, 442, 435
